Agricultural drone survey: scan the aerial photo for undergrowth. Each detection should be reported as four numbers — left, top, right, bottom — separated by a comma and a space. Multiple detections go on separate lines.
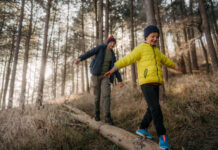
0, 73, 217, 150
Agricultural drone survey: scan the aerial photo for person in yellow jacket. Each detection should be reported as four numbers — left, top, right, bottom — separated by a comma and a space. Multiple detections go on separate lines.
104, 25, 181, 149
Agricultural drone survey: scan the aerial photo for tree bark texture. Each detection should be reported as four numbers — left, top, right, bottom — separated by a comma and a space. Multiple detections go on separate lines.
0, 60, 7, 109
81, 0, 89, 93
62, 1, 69, 96
1, 31, 15, 109
36, 0, 51, 108
8, 0, 25, 109
144, 0, 156, 25
199, 38, 210, 73
105, 0, 109, 41
63, 104, 160, 150
189, 0, 199, 70
130, 0, 137, 87
198, 0, 218, 72
98, 0, 103, 44
19, 0, 33, 110
94, 0, 99, 45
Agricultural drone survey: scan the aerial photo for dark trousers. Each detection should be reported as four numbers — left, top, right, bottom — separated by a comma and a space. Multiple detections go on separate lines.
140, 84, 166, 136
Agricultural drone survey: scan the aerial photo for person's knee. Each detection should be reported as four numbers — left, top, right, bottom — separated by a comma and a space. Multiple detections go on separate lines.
149, 104, 161, 113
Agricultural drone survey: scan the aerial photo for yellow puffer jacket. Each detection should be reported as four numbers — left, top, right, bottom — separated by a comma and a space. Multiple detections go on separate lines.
114, 43, 175, 85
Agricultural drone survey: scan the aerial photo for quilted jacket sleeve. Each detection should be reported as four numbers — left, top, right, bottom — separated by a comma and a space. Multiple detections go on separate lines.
114, 47, 141, 70
160, 51, 175, 68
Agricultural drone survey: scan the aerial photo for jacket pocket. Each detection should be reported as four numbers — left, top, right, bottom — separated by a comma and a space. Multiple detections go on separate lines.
144, 68, 148, 78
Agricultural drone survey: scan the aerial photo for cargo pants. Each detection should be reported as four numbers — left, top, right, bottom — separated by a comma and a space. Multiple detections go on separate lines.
91, 75, 111, 117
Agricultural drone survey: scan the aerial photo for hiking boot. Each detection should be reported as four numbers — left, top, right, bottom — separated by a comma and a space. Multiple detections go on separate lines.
136, 127, 152, 139
159, 135, 170, 149
95, 111, 100, 121
105, 113, 114, 125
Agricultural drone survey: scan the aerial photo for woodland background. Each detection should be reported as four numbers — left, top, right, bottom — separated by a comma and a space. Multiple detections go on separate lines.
0, 0, 217, 150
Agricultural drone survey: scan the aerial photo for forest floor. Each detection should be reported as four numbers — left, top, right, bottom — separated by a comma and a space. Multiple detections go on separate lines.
0, 73, 217, 150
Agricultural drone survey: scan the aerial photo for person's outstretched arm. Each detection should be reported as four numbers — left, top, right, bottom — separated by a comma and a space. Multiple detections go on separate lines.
160, 51, 181, 72
105, 47, 141, 77
74, 45, 102, 64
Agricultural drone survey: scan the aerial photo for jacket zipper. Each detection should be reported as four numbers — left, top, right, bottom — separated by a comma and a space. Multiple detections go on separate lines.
152, 46, 160, 83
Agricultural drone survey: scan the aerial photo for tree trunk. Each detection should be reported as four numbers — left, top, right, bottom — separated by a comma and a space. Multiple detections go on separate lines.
28, 17, 39, 104
189, 28, 199, 70
109, 15, 113, 35
84, 60, 89, 93
183, 28, 188, 44
210, 22, 218, 53
185, 28, 192, 73
71, 62, 75, 94
209, 0, 218, 37
189, 0, 199, 70
198, 0, 218, 72
19, 0, 33, 110
209, 1, 218, 53
144, 0, 156, 25
121, 22, 126, 81
54, 53, 59, 98
76, 52, 79, 93
81, 0, 89, 93
36, 0, 51, 108
81, 1, 90, 92
26, 82, 30, 104
63, 104, 160, 150
1, 31, 15, 110
31, 36, 40, 103
130, 0, 137, 87
105, 0, 109, 41
47, 8, 56, 58
0, 11, 5, 36
92, 19, 95, 48
81, 62, 85, 92
52, 39, 56, 98
26, 71, 31, 104
62, 0, 69, 96
52, 38, 59, 99
71, 31, 75, 94
178, 0, 187, 74
8, 0, 25, 109
199, 38, 210, 73
175, 31, 186, 74
0, 1, 6, 36
181, 32, 188, 74
46, 3, 56, 100
154, 0, 168, 82
98, 0, 103, 44
180, 55, 187, 74
135, 27, 138, 46
0, 60, 7, 109
94, 0, 98, 45
186, 51, 192, 74
53, 25, 61, 98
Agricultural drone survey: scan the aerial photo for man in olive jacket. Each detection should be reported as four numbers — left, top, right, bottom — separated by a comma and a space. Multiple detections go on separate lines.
74, 36, 124, 125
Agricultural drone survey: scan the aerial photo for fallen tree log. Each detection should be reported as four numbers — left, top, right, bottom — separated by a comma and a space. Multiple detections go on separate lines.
63, 104, 160, 150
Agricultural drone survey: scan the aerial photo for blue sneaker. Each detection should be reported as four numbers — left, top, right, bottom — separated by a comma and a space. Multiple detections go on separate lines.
159, 135, 170, 149
136, 127, 152, 139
